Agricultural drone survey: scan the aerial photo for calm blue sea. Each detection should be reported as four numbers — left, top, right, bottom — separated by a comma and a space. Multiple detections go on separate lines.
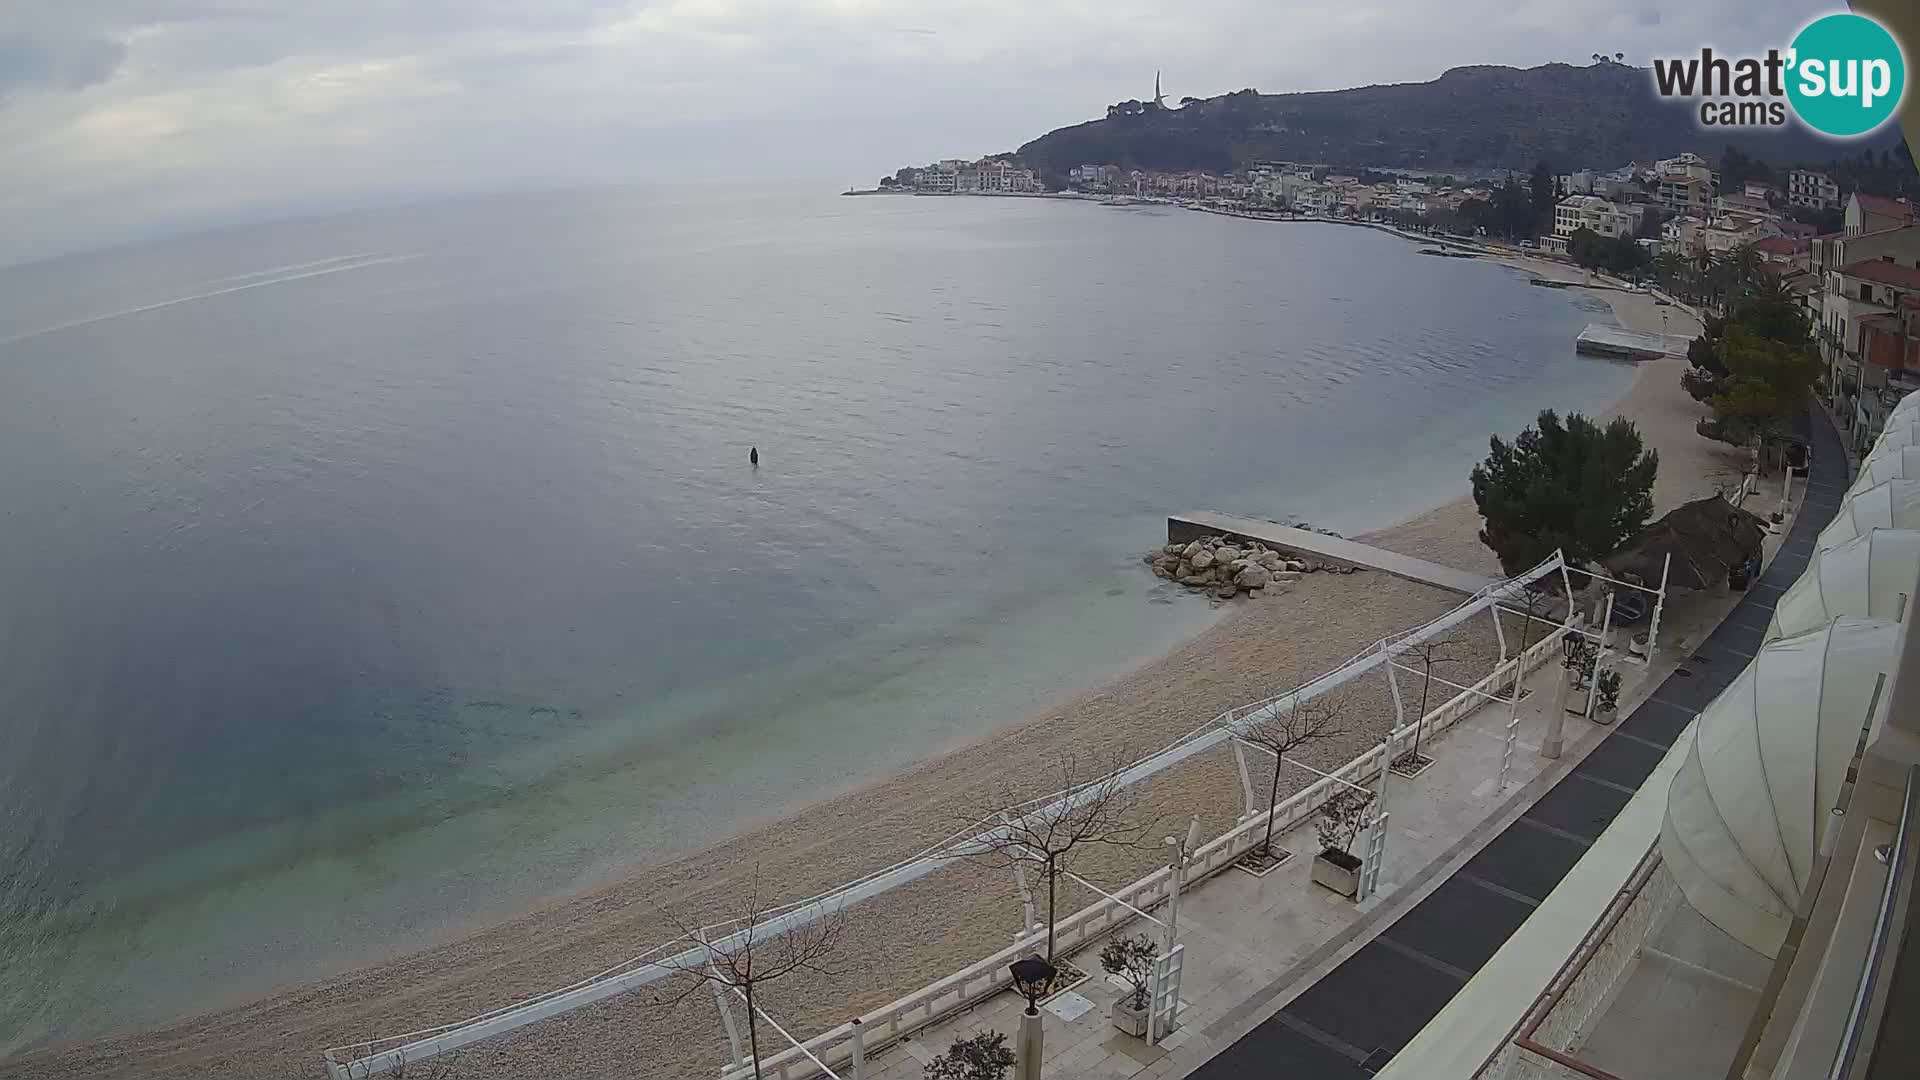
0, 186, 1627, 1047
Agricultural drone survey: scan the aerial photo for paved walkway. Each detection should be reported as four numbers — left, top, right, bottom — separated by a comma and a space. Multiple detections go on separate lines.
1187, 405, 1846, 1079
850, 655, 1617, 1080
1167, 512, 1496, 596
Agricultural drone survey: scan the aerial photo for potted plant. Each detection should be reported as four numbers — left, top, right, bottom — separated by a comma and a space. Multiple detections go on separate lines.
1098, 935, 1158, 1037
1311, 788, 1375, 898
924, 1031, 1017, 1080
1564, 637, 1598, 691
1595, 669, 1622, 722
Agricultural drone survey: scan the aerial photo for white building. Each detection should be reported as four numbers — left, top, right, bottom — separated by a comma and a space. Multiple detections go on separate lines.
1789, 168, 1841, 210
1662, 214, 1707, 257
1656, 152, 1714, 183
913, 167, 957, 193
1704, 213, 1783, 256
1548, 195, 1635, 252
1294, 185, 1334, 213
1815, 224, 1920, 446
1846, 192, 1916, 238
1557, 170, 1595, 195
1658, 174, 1715, 215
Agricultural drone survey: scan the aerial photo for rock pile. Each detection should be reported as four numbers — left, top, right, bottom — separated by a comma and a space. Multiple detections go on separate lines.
1144, 535, 1356, 600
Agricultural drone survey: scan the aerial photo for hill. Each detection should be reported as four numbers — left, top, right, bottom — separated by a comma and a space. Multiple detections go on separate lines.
1015, 62, 1900, 177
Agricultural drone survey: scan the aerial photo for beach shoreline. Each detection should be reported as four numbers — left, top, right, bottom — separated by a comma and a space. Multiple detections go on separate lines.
7, 234, 1745, 1080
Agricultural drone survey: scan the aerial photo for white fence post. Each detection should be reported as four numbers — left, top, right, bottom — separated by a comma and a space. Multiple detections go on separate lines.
705, 944, 746, 1070
849, 1018, 865, 1080
1384, 640, 1407, 738
1498, 655, 1523, 791
1584, 593, 1616, 720
1359, 737, 1394, 901
1148, 944, 1186, 1043
1647, 553, 1672, 656
1006, 815, 1038, 936
1233, 741, 1258, 819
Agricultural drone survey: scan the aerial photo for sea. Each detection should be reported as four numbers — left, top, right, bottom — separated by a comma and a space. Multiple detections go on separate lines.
0, 185, 1631, 1050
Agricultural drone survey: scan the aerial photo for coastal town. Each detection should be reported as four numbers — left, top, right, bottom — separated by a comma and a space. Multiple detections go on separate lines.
876, 146, 1919, 463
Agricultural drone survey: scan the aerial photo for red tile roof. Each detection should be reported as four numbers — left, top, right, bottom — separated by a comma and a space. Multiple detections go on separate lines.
1752, 235, 1801, 256
1841, 258, 1920, 290
1856, 193, 1915, 221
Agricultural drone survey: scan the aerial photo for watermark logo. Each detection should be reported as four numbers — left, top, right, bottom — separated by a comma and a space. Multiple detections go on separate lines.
1651, 11, 1906, 138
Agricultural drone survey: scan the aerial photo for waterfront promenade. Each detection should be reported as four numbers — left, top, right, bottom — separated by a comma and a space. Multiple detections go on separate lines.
842, 414, 1832, 1080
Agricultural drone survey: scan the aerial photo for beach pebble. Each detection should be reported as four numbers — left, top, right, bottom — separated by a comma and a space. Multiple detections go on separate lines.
1189, 549, 1215, 570
1215, 546, 1242, 564
1182, 540, 1206, 559
1214, 584, 1238, 600
1165, 542, 1186, 556
1235, 565, 1271, 589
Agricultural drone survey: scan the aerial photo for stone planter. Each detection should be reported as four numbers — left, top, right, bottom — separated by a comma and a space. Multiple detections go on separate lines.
1111, 996, 1150, 1037
1311, 848, 1361, 898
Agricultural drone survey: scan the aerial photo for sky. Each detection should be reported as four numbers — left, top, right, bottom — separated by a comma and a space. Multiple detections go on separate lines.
0, 0, 1831, 264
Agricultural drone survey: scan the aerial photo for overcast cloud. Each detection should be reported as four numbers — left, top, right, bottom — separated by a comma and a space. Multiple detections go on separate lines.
0, 0, 1824, 263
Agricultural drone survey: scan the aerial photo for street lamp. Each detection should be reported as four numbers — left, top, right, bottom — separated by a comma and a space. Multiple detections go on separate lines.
1008, 955, 1057, 1080
1008, 955, 1056, 1015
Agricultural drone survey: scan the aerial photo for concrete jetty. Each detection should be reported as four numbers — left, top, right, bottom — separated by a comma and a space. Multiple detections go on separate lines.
1168, 510, 1496, 595
1575, 323, 1688, 361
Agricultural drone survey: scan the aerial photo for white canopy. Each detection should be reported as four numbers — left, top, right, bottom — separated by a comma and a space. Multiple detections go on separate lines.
1769, 529, 1920, 640
1871, 422, 1920, 454
1661, 617, 1899, 957
1887, 392, 1920, 425
1818, 479, 1920, 550
1854, 446, 1920, 492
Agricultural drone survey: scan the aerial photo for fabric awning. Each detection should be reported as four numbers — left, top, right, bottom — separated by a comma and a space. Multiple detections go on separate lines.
1855, 445, 1920, 492
1661, 617, 1899, 957
1817, 479, 1920, 549
1871, 421, 1920, 453
1769, 529, 1920, 640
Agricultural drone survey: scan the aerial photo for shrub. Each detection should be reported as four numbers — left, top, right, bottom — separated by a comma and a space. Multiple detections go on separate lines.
1098, 935, 1159, 1011
925, 1031, 1017, 1080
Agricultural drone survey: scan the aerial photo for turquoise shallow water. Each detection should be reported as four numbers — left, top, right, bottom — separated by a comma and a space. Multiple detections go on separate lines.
0, 187, 1629, 1047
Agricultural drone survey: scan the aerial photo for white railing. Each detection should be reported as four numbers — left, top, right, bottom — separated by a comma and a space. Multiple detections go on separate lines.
723, 625, 1573, 1080
328, 553, 1573, 1079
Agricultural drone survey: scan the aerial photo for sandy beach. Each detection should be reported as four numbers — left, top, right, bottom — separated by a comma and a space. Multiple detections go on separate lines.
5, 247, 1750, 1080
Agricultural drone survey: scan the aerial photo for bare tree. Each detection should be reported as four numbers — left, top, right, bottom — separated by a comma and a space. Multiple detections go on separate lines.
1503, 582, 1556, 701
658, 868, 848, 1080
956, 752, 1154, 966
1231, 693, 1349, 861
1397, 635, 1468, 766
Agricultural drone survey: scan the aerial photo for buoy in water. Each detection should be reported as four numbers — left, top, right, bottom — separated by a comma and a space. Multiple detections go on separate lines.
750, 447, 759, 466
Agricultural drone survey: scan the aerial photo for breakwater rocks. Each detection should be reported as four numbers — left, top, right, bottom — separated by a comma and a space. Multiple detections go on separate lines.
1144, 534, 1357, 600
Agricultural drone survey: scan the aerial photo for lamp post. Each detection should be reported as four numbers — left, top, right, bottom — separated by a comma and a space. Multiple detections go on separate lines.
1009, 955, 1057, 1080
1162, 816, 1203, 954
